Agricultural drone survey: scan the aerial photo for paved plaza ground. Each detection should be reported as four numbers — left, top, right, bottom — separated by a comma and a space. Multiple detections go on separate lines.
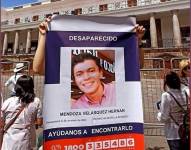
145, 136, 169, 150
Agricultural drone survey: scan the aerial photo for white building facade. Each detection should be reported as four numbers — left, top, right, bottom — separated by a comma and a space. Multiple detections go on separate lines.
1, 0, 190, 65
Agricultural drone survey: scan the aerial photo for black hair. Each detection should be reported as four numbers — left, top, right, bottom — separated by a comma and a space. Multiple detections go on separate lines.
15, 75, 35, 104
72, 53, 101, 78
163, 71, 181, 91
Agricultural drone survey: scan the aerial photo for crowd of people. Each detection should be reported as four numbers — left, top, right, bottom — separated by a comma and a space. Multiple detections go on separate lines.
0, 16, 190, 150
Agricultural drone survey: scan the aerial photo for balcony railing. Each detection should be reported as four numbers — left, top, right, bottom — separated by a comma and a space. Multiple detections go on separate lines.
141, 37, 190, 49
1, 0, 181, 26
3, 46, 37, 56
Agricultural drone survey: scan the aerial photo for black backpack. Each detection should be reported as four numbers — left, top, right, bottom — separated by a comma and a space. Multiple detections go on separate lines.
167, 91, 190, 148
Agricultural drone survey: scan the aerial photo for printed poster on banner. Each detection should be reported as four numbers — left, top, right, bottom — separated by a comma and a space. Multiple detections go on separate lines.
43, 15, 144, 150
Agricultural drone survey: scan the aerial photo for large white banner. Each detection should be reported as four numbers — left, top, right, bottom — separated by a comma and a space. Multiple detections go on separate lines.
44, 15, 144, 150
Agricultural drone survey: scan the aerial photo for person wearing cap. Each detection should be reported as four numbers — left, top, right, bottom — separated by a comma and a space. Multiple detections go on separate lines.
5, 63, 25, 96
179, 59, 190, 88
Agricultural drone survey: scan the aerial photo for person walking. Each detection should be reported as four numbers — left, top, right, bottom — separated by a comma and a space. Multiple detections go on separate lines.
1, 75, 43, 150
157, 71, 190, 150
5, 63, 25, 96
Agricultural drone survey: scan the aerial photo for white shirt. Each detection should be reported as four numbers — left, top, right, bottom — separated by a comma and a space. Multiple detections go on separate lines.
157, 87, 190, 140
1, 96, 42, 150
5, 73, 23, 93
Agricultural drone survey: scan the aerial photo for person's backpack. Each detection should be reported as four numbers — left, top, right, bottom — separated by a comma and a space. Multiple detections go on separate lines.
167, 91, 190, 146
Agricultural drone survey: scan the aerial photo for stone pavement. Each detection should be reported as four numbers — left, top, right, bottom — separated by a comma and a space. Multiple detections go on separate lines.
145, 136, 169, 150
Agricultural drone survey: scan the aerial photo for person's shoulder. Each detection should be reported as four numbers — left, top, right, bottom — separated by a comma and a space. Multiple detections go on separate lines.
181, 85, 189, 91
29, 97, 42, 109
34, 97, 40, 101
181, 86, 190, 96
5, 96, 18, 103
161, 91, 168, 96
33, 97, 42, 104
161, 92, 171, 101
7, 75, 15, 80
16, 74, 23, 79
1, 97, 18, 109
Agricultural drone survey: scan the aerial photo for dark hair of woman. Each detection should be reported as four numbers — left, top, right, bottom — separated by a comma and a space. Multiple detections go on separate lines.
15, 75, 35, 104
163, 71, 181, 91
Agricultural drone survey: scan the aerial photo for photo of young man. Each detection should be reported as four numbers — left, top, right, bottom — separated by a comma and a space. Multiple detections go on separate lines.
71, 51, 116, 109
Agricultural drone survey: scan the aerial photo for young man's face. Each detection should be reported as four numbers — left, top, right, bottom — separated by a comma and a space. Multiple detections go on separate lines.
73, 59, 103, 95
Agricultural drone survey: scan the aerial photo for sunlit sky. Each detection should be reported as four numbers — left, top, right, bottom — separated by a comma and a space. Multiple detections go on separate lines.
1, 0, 46, 8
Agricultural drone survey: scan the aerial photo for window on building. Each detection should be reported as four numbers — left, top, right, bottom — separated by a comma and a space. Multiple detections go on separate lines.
32, 15, 39, 21
181, 26, 190, 47
6, 43, 14, 54
99, 4, 108, 11
15, 18, 20, 24
53, 12, 59, 15
181, 26, 190, 38
45, 14, 52, 18
127, 0, 137, 7
71, 10, 75, 15
31, 2, 41, 6
13, 6, 23, 10
30, 40, 38, 54
74, 8, 82, 15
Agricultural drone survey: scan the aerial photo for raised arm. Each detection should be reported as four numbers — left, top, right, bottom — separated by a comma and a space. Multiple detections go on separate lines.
135, 24, 145, 69
33, 17, 51, 74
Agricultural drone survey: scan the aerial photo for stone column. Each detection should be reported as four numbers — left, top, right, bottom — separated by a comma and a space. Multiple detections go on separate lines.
26, 29, 31, 53
14, 31, 19, 54
172, 10, 182, 47
150, 13, 158, 48
3, 32, 8, 55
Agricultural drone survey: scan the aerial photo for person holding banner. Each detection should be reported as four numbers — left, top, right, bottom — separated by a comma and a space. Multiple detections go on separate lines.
33, 17, 145, 74
71, 53, 115, 108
